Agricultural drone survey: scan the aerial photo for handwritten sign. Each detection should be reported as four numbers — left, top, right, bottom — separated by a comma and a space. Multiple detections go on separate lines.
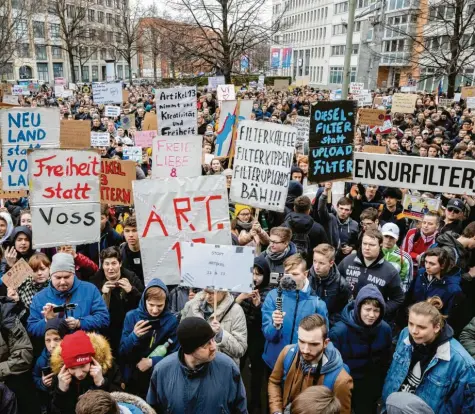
230, 120, 297, 212
1, 108, 60, 190
295, 116, 310, 144
391, 93, 418, 113
349, 82, 364, 95
274, 79, 289, 91
54, 85, 64, 96
359, 108, 385, 126
2, 95, 19, 105
156, 86, 197, 136
12, 85, 30, 96
180, 242, 254, 293
123, 146, 142, 162
309, 100, 356, 183
466, 97, 475, 109
90, 132, 110, 147
152, 135, 202, 178
208, 76, 225, 91
101, 159, 135, 205
143, 112, 157, 131
2, 258, 34, 289
134, 130, 156, 147
0, 178, 27, 198
133, 176, 231, 285
438, 98, 453, 108
461, 86, 475, 99
122, 113, 135, 130
60, 120, 91, 149
401, 193, 441, 221
104, 106, 121, 117
216, 85, 236, 101
28, 149, 101, 248
92, 82, 122, 104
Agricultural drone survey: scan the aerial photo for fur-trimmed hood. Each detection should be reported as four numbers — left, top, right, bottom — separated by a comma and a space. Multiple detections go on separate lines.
111, 392, 156, 414
50, 332, 113, 375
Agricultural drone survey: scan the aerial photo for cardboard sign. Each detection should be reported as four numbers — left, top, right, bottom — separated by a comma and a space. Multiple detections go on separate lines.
123, 146, 142, 162
133, 176, 231, 285
401, 193, 442, 221
122, 113, 135, 130
309, 100, 356, 183
208, 76, 225, 90
134, 130, 156, 148
461, 86, 475, 99
2, 95, 19, 105
274, 79, 290, 91
349, 82, 364, 95
1, 83, 12, 94
1, 108, 61, 190
143, 112, 157, 131
60, 120, 91, 149
466, 97, 475, 109
391, 93, 418, 113
54, 85, 64, 96
230, 120, 297, 212
28, 149, 101, 248
2, 258, 34, 289
92, 82, 122, 104
156, 86, 197, 136
354, 152, 475, 196
438, 98, 453, 108
363, 145, 386, 154
0, 178, 27, 198
122, 90, 129, 103
180, 242, 254, 293
216, 85, 236, 101
359, 108, 386, 126
152, 135, 202, 178
90, 132, 110, 147
100, 159, 135, 205
104, 106, 121, 117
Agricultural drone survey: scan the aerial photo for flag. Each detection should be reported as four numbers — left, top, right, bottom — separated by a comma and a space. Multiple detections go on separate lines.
438, 79, 443, 96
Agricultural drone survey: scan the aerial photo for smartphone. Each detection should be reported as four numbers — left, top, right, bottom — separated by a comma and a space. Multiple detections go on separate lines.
41, 366, 52, 376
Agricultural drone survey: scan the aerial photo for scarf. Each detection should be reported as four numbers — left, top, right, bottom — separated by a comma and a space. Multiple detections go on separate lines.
236, 220, 252, 231
266, 245, 290, 262
18, 276, 50, 309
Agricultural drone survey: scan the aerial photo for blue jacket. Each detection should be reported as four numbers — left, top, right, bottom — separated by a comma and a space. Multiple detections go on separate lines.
382, 327, 475, 414
27, 276, 110, 337
119, 278, 178, 382
262, 285, 329, 369
146, 351, 247, 413
330, 285, 392, 381
33, 348, 50, 392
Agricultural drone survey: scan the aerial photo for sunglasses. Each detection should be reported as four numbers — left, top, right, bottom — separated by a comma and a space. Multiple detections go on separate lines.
447, 207, 461, 213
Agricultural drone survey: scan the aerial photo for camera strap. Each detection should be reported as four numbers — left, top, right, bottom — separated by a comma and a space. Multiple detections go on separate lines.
58, 295, 72, 318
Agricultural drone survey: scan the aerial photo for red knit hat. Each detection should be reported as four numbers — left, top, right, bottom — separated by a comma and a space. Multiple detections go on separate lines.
61, 331, 95, 369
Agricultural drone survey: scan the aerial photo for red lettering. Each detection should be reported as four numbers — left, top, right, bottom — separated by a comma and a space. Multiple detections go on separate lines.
142, 208, 168, 237
193, 195, 223, 231
173, 198, 196, 231
33, 155, 57, 177
172, 237, 206, 270
101, 187, 131, 204
42, 182, 92, 200
100, 173, 108, 186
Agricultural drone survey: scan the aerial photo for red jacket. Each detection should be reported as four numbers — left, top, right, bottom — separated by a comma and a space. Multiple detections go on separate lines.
402, 228, 437, 264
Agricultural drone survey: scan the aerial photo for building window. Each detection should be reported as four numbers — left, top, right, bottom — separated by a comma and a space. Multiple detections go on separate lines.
15, 19, 28, 38
101, 48, 106, 59
90, 29, 96, 38
53, 62, 63, 78
88, 9, 95, 22
332, 24, 347, 35
357, 0, 375, 8
331, 45, 345, 56
33, 21, 45, 38
82, 66, 90, 82
35, 45, 47, 60
334, 1, 348, 13
116, 33, 122, 43
52, 46, 62, 58
106, 13, 113, 24
352, 44, 359, 54
97, 0, 103, 5
92, 49, 98, 60
37, 63, 49, 81
18, 43, 30, 58
354, 21, 361, 31
384, 39, 405, 52
107, 31, 113, 42
50, 23, 60, 39
106, 0, 112, 6
125, 65, 130, 79
98, 11, 104, 23
92, 65, 99, 81
117, 64, 123, 79
387, 0, 410, 11
74, 66, 79, 80
329, 67, 356, 83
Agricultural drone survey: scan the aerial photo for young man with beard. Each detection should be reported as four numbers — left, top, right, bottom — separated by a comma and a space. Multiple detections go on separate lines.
120, 216, 143, 284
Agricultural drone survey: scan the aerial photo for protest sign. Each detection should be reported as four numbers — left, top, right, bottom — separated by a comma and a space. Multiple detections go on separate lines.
152, 135, 202, 178
391, 93, 418, 113
309, 100, 356, 183
68, 83, 77, 91
208, 76, 225, 90
373, 96, 383, 106
122, 113, 135, 130
122, 89, 129, 103
359, 108, 385, 126
274, 79, 289, 91
100, 159, 135, 205
216, 85, 236, 101
54, 85, 64, 96
401, 193, 441, 221
133, 175, 231, 285
123, 146, 142, 162
467, 97, 475, 109
54, 77, 66, 85
12, 85, 30, 96
143, 112, 157, 131
92, 82, 122, 104
363, 145, 386, 154
2, 258, 34, 289
60, 120, 91, 149
134, 130, 156, 147
90, 132, 109, 147
454, 93, 462, 102
230, 120, 297, 212
156, 86, 196, 136
0, 178, 27, 198
104, 106, 121, 117
28, 149, 101, 248
438, 98, 453, 108
354, 152, 475, 196
62, 90, 73, 99
295, 116, 310, 155
461, 86, 475, 99
180, 242, 254, 293
349, 82, 364, 95
1, 83, 12, 94
1, 108, 60, 190
258, 75, 265, 89
354, 93, 373, 107
2, 95, 19, 105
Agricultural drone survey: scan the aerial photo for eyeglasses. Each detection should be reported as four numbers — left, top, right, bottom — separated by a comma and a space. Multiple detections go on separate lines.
447, 207, 461, 213
269, 240, 285, 245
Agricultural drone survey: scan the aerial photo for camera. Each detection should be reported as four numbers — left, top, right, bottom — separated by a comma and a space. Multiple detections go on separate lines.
52, 303, 78, 314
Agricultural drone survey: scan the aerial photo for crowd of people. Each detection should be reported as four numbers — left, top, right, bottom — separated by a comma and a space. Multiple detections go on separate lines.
0, 81, 475, 414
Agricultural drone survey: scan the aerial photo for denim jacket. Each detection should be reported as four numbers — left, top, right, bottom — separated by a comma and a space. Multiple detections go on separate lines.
382, 328, 475, 414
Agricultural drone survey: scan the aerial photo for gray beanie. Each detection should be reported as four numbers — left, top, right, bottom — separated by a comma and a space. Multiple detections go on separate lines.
50, 253, 75, 276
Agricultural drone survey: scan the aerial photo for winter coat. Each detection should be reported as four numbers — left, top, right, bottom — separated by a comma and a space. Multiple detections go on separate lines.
50, 332, 123, 414
146, 350, 247, 413
460, 316, 475, 359
27, 276, 110, 337
402, 228, 437, 265
181, 291, 248, 366
268, 342, 353, 414
432, 231, 470, 270
262, 285, 329, 369
378, 203, 408, 245
111, 392, 156, 414
308, 264, 351, 326
0, 383, 17, 414
338, 250, 404, 321
382, 328, 475, 414
120, 243, 144, 284
0, 226, 35, 276
258, 242, 298, 275
33, 347, 51, 392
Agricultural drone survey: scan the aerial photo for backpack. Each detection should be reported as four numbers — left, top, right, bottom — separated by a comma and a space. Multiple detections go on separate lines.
291, 229, 311, 257
282, 346, 349, 391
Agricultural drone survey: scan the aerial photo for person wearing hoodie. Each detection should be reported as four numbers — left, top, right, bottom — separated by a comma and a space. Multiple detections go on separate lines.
378, 188, 408, 245
268, 314, 353, 414
27, 253, 110, 338
0, 212, 14, 247
338, 228, 404, 321
290, 166, 305, 184
119, 278, 179, 399
75, 389, 157, 414
268, 181, 303, 228
330, 285, 392, 414
0, 226, 35, 277
382, 297, 475, 414
4, 197, 28, 224
309, 244, 351, 327
259, 227, 298, 276
385, 392, 435, 414
50, 330, 122, 414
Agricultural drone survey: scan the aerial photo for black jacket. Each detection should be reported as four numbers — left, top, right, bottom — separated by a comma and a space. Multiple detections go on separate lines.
120, 243, 144, 284
378, 203, 407, 245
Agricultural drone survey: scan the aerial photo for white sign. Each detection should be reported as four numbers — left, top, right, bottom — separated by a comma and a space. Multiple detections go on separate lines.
180, 242, 254, 293
2, 95, 19, 105
152, 135, 202, 178
354, 93, 373, 107
258, 75, 265, 89
92, 82, 122, 104
1, 108, 60, 190
90, 132, 110, 147
354, 152, 475, 196
295, 116, 310, 144
54, 85, 64, 96
12, 85, 30, 96
349, 82, 364, 95
231, 120, 297, 212
467, 97, 475, 109
156, 86, 197, 136
133, 176, 231, 285
104, 105, 121, 117
62, 90, 73, 99
68, 83, 77, 91
217, 84, 236, 101
208, 76, 225, 90
28, 149, 101, 248
454, 93, 461, 102
123, 146, 142, 162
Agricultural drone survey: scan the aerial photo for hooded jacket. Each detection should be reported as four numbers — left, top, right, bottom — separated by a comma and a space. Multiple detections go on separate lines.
338, 250, 404, 321
330, 285, 392, 381
111, 392, 156, 414
0, 213, 13, 246
50, 332, 122, 414
27, 276, 110, 337
0, 226, 35, 276
386, 392, 435, 414
432, 231, 469, 270
378, 203, 408, 245
268, 342, 353, 414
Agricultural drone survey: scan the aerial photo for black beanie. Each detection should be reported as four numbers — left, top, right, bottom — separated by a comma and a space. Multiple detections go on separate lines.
177, 317, 216, 354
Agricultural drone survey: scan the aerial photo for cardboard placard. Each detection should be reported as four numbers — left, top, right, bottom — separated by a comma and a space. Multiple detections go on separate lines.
60, 120, 91, 149
274, 79, 290, 91
123, 146, 142, 162
134, 130, 157, 148
2, 95, 19, 105
466, 97, 475, 109
461, 86, 475, 99
0, 178, 27, 199
122, 113, 135, 130
363, 145, 386, 154
401, 193, 442, 221
122, 90, 129, 102
208, 76, 225, 91
100, 159, 135, 205
216, 84, 236, 101
438, 98, 453, 108
2, 258, 34, 289
391, 93, 418, 113
143, 112, 157, 131
156, 86, 197, 136
90, 132, 110, 147
359, 109, 386, 126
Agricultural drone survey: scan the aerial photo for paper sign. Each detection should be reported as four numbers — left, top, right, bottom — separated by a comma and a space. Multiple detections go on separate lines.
354, 93, 373, 107
133, 176, 231, 285
134, 130, 156, 147
258, 75, 265, 89
295, 116, 310, 145
143, 112, 157, 131
122, 113, 135, 130
461, 86, 475, 99
401, 193, 442, 221
454, 93, 461, 102
152, 135, 202, 178
122, 90, 129, 103
54, 85, 64, 96
230, 120, 297, 212
104, 106, 121, 117
68, 83, 77, 91
156, 86, 197, 136
62, 90, 73, 99
350, 82, 364, 94
0, 178, 27, 198
466, 97, 475, 109
2, 95, 19, 105
92, 82, 122, 104
217, 85, 236, 101
1, 108, 60, 190
28, 149, 101, 248
54, 77, 66, 85
391, 93, 418, 113
12, 85, 30, 96
2, 258, 34, 289
208, 76, 225, 90
60, 120, 91, 149
91, 132, 109, 147
274, 79, 290, 91
101, 159, 135, 205
359, 109, 386, 126
123, 146, 142, 162
438, 98, 453, 108
180, 242, 254, 293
